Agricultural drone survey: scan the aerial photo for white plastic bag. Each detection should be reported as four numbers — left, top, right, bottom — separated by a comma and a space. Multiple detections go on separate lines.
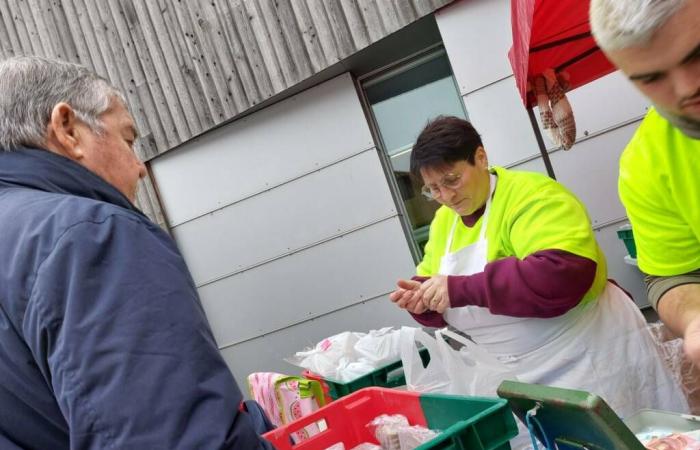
434, 328, 518, 397
286, 328, 404, 382
400, 327, 517, 396
354, 327, 401, 366
399, 327, 451, 393
286, 331, 364, 380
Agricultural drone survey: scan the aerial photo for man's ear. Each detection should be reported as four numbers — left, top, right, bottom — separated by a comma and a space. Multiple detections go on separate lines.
47, 102, 83, 160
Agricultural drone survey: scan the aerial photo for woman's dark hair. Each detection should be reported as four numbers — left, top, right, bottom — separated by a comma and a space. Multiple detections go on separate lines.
410, 116, 483, 178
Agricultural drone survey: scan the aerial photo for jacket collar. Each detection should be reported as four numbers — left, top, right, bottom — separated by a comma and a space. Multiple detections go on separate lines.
0, 146, 142, 215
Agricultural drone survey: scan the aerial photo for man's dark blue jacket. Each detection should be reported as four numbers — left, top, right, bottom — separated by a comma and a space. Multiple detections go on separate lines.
0, 148, 273, 449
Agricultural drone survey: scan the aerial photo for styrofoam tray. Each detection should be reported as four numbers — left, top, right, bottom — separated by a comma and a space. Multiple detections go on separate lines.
624, 409, 700, 444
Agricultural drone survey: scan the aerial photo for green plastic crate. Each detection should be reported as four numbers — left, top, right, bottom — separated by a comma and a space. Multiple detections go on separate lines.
617, 224, 637, 259
320, 347, 431, 400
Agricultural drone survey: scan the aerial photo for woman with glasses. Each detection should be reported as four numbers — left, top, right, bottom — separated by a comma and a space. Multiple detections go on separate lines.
390, 116, 687, 420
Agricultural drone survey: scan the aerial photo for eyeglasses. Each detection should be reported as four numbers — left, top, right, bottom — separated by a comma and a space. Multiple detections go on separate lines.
420, 172, 463, 200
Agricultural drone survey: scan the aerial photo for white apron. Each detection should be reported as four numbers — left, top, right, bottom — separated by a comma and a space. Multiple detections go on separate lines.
439, 173, 687, 441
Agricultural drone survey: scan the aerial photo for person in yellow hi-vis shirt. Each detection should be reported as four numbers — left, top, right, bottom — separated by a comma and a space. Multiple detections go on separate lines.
389, 116, 687, 435
590, 0, 700, 365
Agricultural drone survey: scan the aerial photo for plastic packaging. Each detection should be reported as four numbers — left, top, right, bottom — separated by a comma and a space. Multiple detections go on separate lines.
366, 414, 439, 450
397, 425, 439, 450
368, 414, 409, 450
287, 329, 403, 383
647, 321, 700, 414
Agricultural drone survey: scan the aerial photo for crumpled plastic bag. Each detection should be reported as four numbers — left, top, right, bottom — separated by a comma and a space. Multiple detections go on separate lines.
286, 328, 402, 382
647, 321, 700, 414
354, 327, 402, 366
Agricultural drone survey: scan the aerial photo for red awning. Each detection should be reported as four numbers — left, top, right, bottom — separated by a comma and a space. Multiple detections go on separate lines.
509, 0, 616, 109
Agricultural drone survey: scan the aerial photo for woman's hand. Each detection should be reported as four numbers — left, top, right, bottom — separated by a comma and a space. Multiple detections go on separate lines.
419, 275, 451, 313
390, 279, 427, 314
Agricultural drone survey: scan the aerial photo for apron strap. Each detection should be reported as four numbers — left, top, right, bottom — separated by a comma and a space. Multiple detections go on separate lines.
444, 171, 498, 255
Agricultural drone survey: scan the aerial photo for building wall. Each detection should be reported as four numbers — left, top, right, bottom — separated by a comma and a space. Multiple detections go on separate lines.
150, 73, 416, 383
435, 0, 651, 305
0, 0, 453, 226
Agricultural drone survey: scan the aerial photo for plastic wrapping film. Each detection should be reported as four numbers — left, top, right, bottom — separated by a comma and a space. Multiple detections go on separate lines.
648, 321, 700, 414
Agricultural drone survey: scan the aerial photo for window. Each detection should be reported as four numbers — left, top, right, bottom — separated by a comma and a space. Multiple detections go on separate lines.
360, 47, 467, 259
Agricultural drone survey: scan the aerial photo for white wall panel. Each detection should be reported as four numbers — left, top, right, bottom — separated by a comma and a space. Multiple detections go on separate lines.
508, 155, 547, 175
461, 77, 540, 167
151, 73, 375, 226
548, 121, 641, 226
436, 0, 512, 95
220, 296, 416, 388
172, 150, 397, 285
152, 73, 417, 383
199, 217, 415, 346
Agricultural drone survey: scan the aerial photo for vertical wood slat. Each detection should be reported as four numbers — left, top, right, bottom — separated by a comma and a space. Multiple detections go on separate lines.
135, 1, 194, 141
339, 0, 370, 51
122, 0, 181, 151
183, 0, 239, 120
256, 0, 299, 86
215, 0, 262, 107
111, 0, 167, 159
289, 0, 326, 73
66, 0, 109, 77
356, 0, 386, 43
7, 0, 39, 55
322, 0, 355, 60
243, 0, 286, 93
201, 0, 250, 113
57, 0, 94, 67
46, 0, 81, 63
305, 0, 341, 65
159, 0, 210, 133
170, 0, 228, 124
0, 1, 22, 57
272, 0, 313, 81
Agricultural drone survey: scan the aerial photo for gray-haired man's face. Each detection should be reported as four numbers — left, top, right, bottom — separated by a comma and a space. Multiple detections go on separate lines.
75, 99, 146, 202
605, 0, 700, 121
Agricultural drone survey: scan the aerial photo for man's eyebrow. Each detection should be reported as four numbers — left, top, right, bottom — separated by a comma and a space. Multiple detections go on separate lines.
680, 41, 700, 65
629, 41, 700, 81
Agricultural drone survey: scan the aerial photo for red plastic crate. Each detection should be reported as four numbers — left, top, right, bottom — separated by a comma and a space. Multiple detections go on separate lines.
263, 387, 517, 450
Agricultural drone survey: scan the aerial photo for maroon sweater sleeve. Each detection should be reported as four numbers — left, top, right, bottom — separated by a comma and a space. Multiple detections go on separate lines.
447, 249, 597, 318
407, 276, 448, 328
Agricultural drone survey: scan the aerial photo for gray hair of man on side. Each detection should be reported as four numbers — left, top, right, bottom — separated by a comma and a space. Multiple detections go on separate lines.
590, 0, 686, 51
0, 56, 126, 151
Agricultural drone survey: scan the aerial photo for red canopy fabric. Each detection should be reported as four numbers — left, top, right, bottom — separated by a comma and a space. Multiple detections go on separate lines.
509, 0, 616, 108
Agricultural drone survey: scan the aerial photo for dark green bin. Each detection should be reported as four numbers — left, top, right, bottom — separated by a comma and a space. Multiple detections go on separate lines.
617, 224, 637, 259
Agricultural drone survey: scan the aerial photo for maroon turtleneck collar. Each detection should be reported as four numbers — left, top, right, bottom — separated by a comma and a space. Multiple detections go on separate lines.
461, 203, 486, 227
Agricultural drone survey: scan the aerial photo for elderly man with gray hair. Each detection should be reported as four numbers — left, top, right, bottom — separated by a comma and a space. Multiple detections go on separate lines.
590, 0, 700, 365
0, 56, 274, 449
